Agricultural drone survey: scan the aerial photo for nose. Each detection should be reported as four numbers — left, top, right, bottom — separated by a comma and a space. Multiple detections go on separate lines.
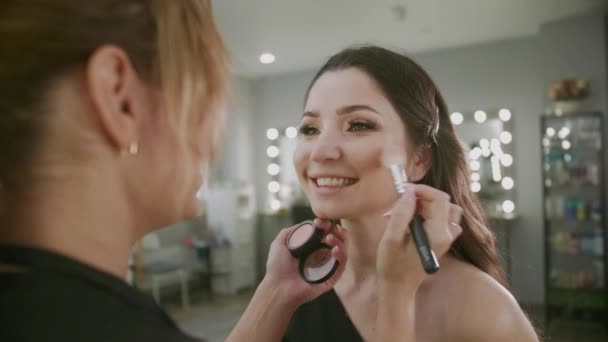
310, 130, 342, 162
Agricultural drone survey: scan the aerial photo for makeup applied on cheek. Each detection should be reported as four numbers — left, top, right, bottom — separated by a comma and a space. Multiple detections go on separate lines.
383, 138, 440, 274
286, 221, 339, 284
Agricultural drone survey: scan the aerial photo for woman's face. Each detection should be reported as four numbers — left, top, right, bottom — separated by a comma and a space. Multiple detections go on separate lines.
294, 68, 416, 220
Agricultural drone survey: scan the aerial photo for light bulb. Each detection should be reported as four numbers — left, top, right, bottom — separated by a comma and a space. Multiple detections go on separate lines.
285, 126, 298, 138
499, 109, 511, 122
500, 131, 512, 144
267, 163, 280, 176
474, 110, 487, 123
502, 200, 515, 214
266, 128, 279, 140
501, 177, 514, 190
268, 181, 280, 193
501, 154, 513, 167
451, 112, 464, 125
266, 146, 279, 158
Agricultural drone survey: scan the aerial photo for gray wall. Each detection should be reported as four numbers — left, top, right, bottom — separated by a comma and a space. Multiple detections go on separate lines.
540, 11, 607, 113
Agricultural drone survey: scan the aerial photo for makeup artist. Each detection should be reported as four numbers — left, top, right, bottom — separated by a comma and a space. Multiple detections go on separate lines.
0, 1, 350, 341
283, 45, 540, 342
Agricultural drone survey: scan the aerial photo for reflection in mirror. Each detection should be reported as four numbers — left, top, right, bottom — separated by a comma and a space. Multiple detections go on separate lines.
451, 108, 517, 219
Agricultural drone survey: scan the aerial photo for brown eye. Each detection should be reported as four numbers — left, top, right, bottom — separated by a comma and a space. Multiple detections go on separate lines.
348, 120, 377, 132
298, 125, 319, 136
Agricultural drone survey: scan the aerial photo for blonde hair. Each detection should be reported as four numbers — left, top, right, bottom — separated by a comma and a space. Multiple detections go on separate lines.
0, 0, 230, 196
152, 0, 230, 157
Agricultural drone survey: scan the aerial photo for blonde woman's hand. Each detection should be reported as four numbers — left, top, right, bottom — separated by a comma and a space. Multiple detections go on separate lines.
377, 184, 462, 289
263, 218, 347, 307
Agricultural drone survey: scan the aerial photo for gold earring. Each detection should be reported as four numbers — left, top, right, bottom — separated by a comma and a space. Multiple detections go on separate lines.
128, 142, 139, 156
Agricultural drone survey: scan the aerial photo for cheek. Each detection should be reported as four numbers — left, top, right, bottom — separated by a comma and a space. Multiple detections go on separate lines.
293, 143, 309, 179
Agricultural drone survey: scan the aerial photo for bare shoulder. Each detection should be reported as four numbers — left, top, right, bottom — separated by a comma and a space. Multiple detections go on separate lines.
422, 257, 539, 342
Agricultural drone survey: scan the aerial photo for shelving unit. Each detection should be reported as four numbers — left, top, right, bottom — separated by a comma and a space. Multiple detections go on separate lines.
541, 111, 607, 324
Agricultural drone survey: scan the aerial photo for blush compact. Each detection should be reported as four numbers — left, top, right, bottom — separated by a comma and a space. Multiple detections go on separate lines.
286, 220, 339, 284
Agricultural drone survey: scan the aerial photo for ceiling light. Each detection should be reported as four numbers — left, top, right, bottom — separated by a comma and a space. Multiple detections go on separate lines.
259, 53, 276, 64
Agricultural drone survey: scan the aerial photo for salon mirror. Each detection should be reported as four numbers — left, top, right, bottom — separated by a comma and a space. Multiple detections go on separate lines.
451, 108, 518, 219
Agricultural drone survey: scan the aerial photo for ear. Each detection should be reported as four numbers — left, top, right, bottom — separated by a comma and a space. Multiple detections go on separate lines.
408, 145, 432, 182
86, 45, 146, 153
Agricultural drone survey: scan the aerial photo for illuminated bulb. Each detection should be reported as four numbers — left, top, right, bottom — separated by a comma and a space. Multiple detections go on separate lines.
471, 172, 481, 182
500, 131, 512, 144
474, 110, 487, 123
502, 200, 515, 214
266, 128, 279, 140
562, 140, 571, 150
479, 139, 490, 149
490, 139, 503, 156
450, 112, 464, 125
470, 160, 481, 171
546, 127, 556, 137
266, 146, 279, 158
542, 138, 550, 147
259, 53, 276, 64
471, 182, 481, 193
564, 154, 572, 163
268, 181, 281, 193
270, 199, 281, 211
491, 155, 502, 182
469, 147, 482, 160
285, 126, 298, 138
558, 127, 570, 139
500, 154, 513, 167
499, 109, 512, 122
501, 177, 514, 190
267, 163, 280, 176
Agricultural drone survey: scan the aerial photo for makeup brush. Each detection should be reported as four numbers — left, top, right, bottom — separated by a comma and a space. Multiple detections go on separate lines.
383, 144, 440, 274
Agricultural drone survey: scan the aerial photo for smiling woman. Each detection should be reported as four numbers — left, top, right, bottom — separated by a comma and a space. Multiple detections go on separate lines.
284, 45, 539, 342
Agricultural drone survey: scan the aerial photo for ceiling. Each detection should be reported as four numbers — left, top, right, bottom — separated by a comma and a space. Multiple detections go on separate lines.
212, 0, 606, 77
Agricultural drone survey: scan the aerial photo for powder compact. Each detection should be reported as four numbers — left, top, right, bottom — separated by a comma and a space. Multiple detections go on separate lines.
285, 220, 339, 284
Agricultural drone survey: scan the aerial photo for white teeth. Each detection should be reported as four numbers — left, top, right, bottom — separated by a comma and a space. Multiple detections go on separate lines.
316, 177, 356, 187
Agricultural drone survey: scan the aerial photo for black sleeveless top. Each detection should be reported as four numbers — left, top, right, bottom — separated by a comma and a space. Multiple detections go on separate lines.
283, 290, 364, 341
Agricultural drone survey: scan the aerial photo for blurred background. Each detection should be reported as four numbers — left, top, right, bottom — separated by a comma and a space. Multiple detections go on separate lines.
128, 1, 608, 340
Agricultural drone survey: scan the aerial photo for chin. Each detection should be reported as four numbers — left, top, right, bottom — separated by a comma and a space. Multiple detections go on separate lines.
309, 200, 357, 221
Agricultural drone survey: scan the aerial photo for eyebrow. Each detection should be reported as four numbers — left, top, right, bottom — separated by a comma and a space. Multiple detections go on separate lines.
302, 104, 380, 118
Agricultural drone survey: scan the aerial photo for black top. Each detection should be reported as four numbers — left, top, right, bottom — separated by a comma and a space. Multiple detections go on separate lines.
283, 290, 363, 342
0, 244, 202, 342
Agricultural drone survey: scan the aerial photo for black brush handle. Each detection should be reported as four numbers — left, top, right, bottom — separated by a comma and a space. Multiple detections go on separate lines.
410, 214, 440, 274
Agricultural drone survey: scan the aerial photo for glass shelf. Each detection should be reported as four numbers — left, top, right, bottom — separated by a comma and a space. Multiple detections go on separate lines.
542, 112, 607, 323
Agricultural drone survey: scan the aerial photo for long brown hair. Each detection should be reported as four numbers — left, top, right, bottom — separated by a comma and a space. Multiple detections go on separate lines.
0, 0, 230, 215
306, 45, 508, 287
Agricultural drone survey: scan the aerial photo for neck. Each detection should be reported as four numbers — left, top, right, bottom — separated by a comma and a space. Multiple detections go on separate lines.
341, 212, 387, 283
1, 163, 141, 280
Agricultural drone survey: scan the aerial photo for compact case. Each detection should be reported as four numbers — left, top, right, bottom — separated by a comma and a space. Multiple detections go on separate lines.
286, 220, 339, 284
